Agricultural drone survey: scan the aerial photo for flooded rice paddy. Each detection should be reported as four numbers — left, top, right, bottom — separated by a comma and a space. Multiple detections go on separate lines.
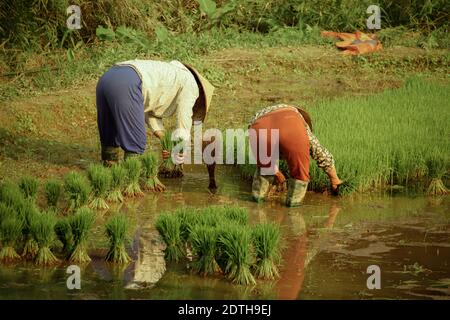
0, 165, 449, 300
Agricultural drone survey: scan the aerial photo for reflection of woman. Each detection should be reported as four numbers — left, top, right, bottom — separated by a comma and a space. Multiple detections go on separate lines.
248, 104, 343, 207
276, 204, 341, 299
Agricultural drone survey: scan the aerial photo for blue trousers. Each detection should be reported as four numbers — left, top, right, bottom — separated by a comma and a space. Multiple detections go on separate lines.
96, 65, 146, 154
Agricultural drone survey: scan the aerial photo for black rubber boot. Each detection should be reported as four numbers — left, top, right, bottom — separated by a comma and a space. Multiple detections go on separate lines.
101, 145, 120, 167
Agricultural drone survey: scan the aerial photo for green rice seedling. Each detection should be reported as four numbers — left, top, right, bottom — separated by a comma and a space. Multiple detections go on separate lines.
141, 152, 166, 192
155, 213, 185, 262
68, 207, 95, 264
175, 207, 200, 242
18, 201, 40, 259
54, 217, 73, 257
219, 224, 256, 286
426, 157, 449, 195
44, 179, 62, 210
0, 182, 24, 208
0, 207, 23, 262
30, 211, 58, 266
160, 132, 184, 178
105, 214, 132, 264
123, 157, 144, 197
87, 164, 112, 210
190, 225, 221, 276
64, 171, 92, 211
332, 178, 357, 196
18, 176, 39, 202
251, 223, 282, 280
223, 206, 249, 225
107, 164, 127, 203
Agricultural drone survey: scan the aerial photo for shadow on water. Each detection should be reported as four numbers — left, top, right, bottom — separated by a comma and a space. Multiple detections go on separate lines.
0, 165, 449, 299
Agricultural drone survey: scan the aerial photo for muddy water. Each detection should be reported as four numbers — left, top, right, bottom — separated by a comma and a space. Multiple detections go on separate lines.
0, 165, 449, 300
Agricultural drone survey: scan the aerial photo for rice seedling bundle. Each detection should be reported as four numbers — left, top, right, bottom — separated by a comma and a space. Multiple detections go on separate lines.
44, 179, 62, 209
17, 200, 40, 259
426, 156, 449, 195
18, 176, 39, 202
68, 207, 95, 263
87, 164, 112, 210
218, 224, 256, 286
141, 152, 166, 192
64, 171, 92, 211
0, 206, 23, 262
30, 211, 58, 265
190, 225, 221, 276
155, 213, 185, 262
107, 164, 127, 203
54, 217, 73, 256
332, 178, 357, 196
123, 157, 144, 197
251, 223, 281, 280
0, 182, 24, 208
105, 214, 131, 264
160, 132, 184, 178
223, 206, 249, 225
175, 207, 200, 242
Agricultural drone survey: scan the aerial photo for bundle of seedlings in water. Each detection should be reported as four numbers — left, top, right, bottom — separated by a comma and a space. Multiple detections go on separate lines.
190, 225, 221, 276
175, 207, 200, 242
332, 177, 357, 196
155, 213, 185, 262
223, 206, 249, 225
107, 164, 127, 203
251, 223, 282, 280
160, 132, 184, 178
30, 211, 58, 265
44, 179, 62, 211
123, 157, 144, 197
64, 171, 92, 211
18, 200, 40, 259
18, 176, 39, 202
68, 207, 95, 263
54, 217, 73, 257
0, 203, 23, 262
218, 224, 256, 286
426, 157, 449, 195
87, 164, 112, 210
141, 152, 166, 192
105, 214, 132, 264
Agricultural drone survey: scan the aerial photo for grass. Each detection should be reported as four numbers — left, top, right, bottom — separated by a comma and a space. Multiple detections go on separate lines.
105, 214, 132, 264
87, 164, 112, 210
218, 224, 256, 286
123, 157, 144, 197
44, 179, 62, 209
68, 207, 95, 264
155, 213, 185, 263
223, 206, 249, 225
251, 223, 282, 280
18, 176, 39, 202
190, 225, 221, 276
107, 164, 127, 203
30, 211, 58, 266
141, 152, 166, 192
64, 171, 92, 211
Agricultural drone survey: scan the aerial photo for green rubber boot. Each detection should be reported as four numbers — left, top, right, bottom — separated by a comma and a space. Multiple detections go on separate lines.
252, 167, 275, 203
286, 178, 308, 207
101, 145, 120, 167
